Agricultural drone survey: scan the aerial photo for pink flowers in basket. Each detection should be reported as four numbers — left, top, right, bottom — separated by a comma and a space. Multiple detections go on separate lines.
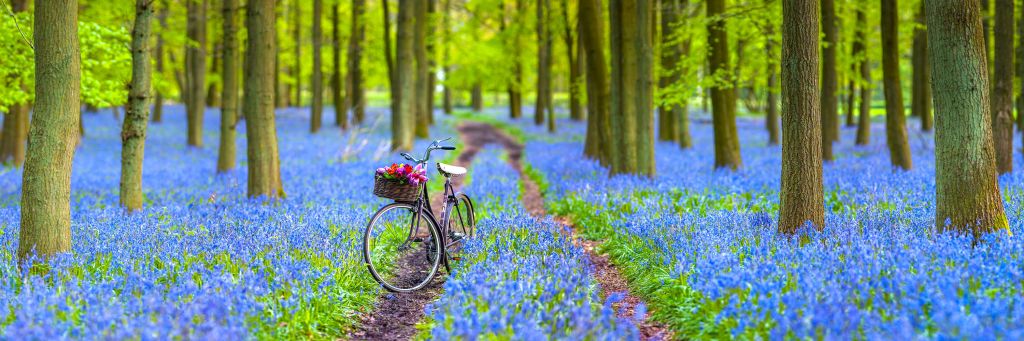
376, 163, 428, 186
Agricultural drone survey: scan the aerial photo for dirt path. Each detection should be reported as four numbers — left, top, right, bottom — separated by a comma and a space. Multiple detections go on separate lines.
472, 123, 670, 340
350, 122, 667, 340
347, 124, 483, 341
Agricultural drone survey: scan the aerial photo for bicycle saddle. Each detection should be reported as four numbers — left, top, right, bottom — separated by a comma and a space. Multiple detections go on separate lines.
437, 163, 466, 177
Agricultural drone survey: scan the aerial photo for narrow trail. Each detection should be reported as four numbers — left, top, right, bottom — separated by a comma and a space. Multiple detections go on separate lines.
475, 123, 670, 340
348, 124, 482, 341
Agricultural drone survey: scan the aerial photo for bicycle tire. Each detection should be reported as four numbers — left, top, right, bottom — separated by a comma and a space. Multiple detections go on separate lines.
443, 193, 476, 272
363, 202, 443, 292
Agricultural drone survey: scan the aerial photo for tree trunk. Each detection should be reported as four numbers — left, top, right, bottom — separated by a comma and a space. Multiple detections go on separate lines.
383, 0, 399, 123
1017, 0, 1024, 131
535, 0, 550, 126
414, 0, 429, 138
310, 0, 324, 133
442, 0, 453, 115
707, 0, 741, 170
349, 0, 367, 126
912, 1, 932, 132
563, 0, 582, 122
293, 0, 302, 107
992, 0, 1013, 174
471, 84, 483, 111
426, 0, 437, 125
779, 0, 824, 234
658, 0, 680, 142
121, 0, 154, 211
218, 0, 239, 173
206, 42, 221, 108
767, 68, 779, 146
332, 3, 346, 128
844, 74, 855, 127
153, 2, 167, 123
393, 0, 416, 151
580, 0, 613, 166
820, 0, 837, 161
927, 0, 1008, 236
186, 0, 208, 147
881, 0, 912, 170
20, 0, 80, 261
854, 7, 871, 146
609, 0, 654, 176
245, 0, 284, 198
677, 0, 692, 149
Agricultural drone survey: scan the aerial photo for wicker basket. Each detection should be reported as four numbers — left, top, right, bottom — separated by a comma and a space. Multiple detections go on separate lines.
373, 176, 420, 202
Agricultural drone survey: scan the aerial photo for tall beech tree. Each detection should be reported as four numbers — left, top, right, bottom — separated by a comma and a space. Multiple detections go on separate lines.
992, 0, 1013, 174
609, 0, 654, 176
245, 0, 284, 198
393, 0, 416, 151
1017, 1, 1024, 131
580, 0, 612, 166
20, 0, 80, 260
310, 0, 324, 133
707, 0, 741, 170
853, 6, 871, 146
293, 0, 302, 106
562, 0, 582, 122
911, 2, 932, 132
153, 3, 168, 123
0, 0, 30, 167
501, 1, 523, 119
779, 0, 824, 234
185, 0, 208, 147
218, 0, 239, 173
820, 0, 837, 161
442, 0, 454, 115
535, 0, 552, 127
658, 0, 682, 142
121, 0, 154, 211
927, 0, 1008, 236
414, 0, 429, 138
348, 0, 366, 125
332, 3, 347, 129
881, 0, 912, 170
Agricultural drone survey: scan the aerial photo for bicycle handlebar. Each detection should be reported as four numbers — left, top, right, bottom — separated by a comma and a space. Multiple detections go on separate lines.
401, 138, 457, 165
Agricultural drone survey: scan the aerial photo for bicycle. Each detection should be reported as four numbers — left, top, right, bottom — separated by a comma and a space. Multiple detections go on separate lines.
363, 138, 476, 292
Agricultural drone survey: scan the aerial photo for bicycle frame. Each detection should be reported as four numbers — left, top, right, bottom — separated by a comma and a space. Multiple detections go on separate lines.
402, 166, 457, 248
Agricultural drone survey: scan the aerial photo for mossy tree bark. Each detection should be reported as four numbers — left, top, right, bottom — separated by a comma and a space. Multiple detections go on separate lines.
218, 0, 239, 173
293, 0, 302, 107
911, 1, 932, 132
383, 0, 398, 120
881, 0, 912, 170
854, 6, 871, 146
658, 0, 681, 142
19, 0, 80, 261
535, 0, 551, 127
186, 0, 207, 148
502, 1, 524, 119
677, 0, 693, 149
927, 0, 1009, 236
442, 0, 454, 115
820, 0, 837, 161
121, 0, 154, 212
562, 0, 582, 122
310, 0, 324, 133
707, 0, 741, 170
609, 0, 654, 176
779, 0, 824, 234
332, 3, 346, 129
426, 0, 437, 126
471, 84, 483, 111
245, 0, 284, 198
1017, 0, 1024, 131
991, 0, 1013, 174
580, 0, 613, 167
153, 2, 168, 123
414, 0, 429, 138
393, 0, 416, 151
348, 0, 367, 125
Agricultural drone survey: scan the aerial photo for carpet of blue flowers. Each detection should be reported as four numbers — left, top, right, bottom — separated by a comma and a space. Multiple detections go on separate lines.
492, 111, 1024, 339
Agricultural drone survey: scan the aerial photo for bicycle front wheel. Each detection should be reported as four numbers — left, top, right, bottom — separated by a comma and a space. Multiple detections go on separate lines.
444, 193, 476, 272
363, 202, 443, 292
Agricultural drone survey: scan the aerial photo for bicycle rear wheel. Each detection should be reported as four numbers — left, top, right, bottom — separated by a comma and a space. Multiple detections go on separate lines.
444, 193, 476, 272
363, 202, 442, 292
